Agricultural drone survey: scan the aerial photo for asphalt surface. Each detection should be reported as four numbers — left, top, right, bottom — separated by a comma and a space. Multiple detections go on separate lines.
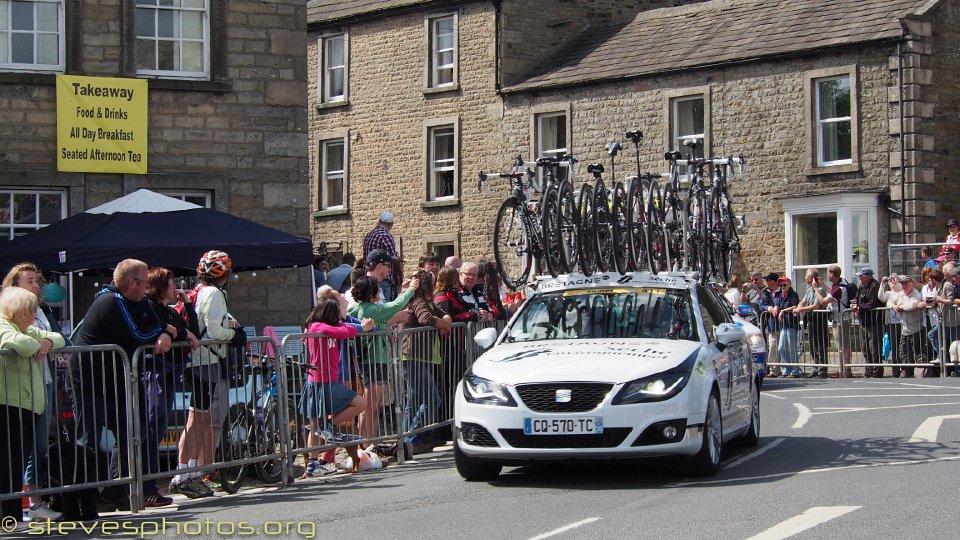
8, 377, 960, 540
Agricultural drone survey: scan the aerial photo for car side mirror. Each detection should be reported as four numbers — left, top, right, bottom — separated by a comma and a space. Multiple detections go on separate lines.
473, 327, 499, 349
714, 322, 745, 351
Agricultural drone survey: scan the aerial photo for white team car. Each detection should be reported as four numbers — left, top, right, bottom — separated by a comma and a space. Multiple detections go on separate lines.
453, 272, 760, 480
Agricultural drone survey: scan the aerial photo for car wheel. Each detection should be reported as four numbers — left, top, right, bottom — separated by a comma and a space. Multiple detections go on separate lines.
735, 380, 761, 447
454, 440, 501, 481
686, 391, 722, 477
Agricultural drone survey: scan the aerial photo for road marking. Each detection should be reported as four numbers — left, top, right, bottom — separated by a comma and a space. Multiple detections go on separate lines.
764, 385, 902, 393
673, 454, 960, 487
792, 403, 812, 428
809, 402, 960, 415
761, 391, 786, 400
909, 414, 960, 443
746, 506, 861, 540
802, 394, 960, 398
528, 517, 600, 540
724, 437, 785, 469
897, 382, 957, 389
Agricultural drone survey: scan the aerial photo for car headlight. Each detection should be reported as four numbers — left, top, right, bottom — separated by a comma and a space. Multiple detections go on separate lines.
462, 370, 517, 406
747, 334, 767, 354
613, 371, 690, 404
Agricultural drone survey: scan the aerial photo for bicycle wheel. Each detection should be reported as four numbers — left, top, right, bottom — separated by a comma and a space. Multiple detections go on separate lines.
253, 400, 284, 484
593, 182, 613, 273
721, 192, 741, 278
661, 183, 683, 272
687, 191, 709, 283
610, 182, 631, 273
493, 198, 533, 291
646, 181, 669, 274
556, 181, 580, 273
540, 187, 563, 278
625, 177, 647, 272
218, 405, 253, 494
578, 184, 597, 275
708, 193, 729, 283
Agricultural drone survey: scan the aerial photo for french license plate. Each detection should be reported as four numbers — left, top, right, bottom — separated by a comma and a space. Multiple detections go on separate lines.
523, 417, 603, 435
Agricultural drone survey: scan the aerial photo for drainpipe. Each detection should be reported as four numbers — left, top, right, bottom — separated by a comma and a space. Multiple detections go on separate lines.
494, 0, 502, 94
897, 40, 906, 245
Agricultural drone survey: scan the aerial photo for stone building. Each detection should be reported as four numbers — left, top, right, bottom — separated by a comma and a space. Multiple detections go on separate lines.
0, 0, 310, 327
308, 0, 958, 286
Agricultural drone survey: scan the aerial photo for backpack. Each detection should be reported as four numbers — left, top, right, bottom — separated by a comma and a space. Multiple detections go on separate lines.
837, 278, 857, 309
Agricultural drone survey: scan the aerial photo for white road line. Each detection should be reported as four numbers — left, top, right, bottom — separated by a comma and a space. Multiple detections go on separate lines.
811, 401, 960, 415
792, 403, 812, 429
761, 392, 787, 400
909, 414, 960, 443
897, 382, 957, 389
674, 454, 960, 487
746, 506, 861, 540
802, 394, 960, 398
724, 437, 785, 469
765, 386, 902, 393
528, 518, 601, 540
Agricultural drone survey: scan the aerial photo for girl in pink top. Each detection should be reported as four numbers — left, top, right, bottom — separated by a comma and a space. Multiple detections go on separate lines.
299, 298, 371, 476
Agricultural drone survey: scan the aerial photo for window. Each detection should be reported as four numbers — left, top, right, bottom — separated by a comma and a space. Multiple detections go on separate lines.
0, 189, 66, 241
815, 76, 851, 166
672, 96, 704, 157
135, 0, 209, 79
534, 111, 568, 182
159, 190, 211, 207
426, 14, 456, 89
783, 193, 878, 294
320, 32, 347, 103
320, 138, 346, 210
0, 0, 63, 71
428, 124, 456, 200
805, 66, 858, 174
427, 241, 455, 263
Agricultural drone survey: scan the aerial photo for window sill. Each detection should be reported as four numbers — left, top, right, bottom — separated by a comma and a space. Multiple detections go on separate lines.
805, 162, 859, 177
144, 78, 233, 93
421, 198, 460, 209
423, 83, 459, 96
316, 99, 349, 111
0, 71, 56, 85
313, 208, 350, 218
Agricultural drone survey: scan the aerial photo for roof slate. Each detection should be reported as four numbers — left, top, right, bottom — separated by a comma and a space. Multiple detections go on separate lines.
505, 0, 933, 92
308, 0, 436, 25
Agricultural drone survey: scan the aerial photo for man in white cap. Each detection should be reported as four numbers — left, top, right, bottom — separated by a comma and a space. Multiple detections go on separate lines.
363, 211, 398, 300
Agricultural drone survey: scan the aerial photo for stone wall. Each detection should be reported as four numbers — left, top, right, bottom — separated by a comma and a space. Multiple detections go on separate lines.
0, 0, 310, 328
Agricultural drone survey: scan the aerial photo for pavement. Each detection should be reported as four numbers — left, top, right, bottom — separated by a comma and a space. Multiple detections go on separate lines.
5, 378, 959, 539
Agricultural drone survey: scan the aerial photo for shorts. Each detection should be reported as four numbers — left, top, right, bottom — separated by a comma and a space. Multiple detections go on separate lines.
298, 380, 358, 420
361, 362, 391, 386
186, 365, 219, 411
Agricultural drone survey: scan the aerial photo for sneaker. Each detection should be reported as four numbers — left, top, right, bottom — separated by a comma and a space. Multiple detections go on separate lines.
96, 495, 131, 513
197, 475, 219, 495
317, 462, 339, 476
143, 491, 173, 508
26, 502, 62, 522
305, 459, 319, 477
173, 479, 208, 499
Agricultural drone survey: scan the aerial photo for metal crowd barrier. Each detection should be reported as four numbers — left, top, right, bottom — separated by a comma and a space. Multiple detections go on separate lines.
762, 304, 951, 379
2, 320, 505, 515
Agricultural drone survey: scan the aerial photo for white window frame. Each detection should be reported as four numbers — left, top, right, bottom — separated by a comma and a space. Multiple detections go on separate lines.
532, 110, 569, 185
0, 188, 67, 240
0, 0, 64, 72
319, 32, 347, 104
672, 95, 705, 157
158, 190, 211, 207
427, 122, 457, 201
782, 193, 879, 294
425, 13, 457, 90
135, 0, 210, 80
815, 75, 853, 167
319, 137, 347, 210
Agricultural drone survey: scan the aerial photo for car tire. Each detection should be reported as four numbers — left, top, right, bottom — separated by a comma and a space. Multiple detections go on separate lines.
454, 440, 501, 481
686, 391, 722, 477
735, 380, 761, 447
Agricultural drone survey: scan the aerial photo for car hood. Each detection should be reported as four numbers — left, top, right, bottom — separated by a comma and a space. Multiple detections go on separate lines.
472, 338, 702, 386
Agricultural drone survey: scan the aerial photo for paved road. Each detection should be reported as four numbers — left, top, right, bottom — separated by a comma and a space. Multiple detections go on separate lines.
10, 378, 960, 539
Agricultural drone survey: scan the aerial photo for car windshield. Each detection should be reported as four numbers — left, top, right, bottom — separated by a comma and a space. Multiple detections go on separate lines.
506, 287, 698, 343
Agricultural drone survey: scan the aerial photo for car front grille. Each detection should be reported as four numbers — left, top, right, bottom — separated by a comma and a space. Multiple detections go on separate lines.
515, 383, 613, 413
498, 428, 631, 449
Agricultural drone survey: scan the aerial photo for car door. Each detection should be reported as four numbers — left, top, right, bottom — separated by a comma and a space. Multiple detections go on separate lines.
698, 286, 749, 427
